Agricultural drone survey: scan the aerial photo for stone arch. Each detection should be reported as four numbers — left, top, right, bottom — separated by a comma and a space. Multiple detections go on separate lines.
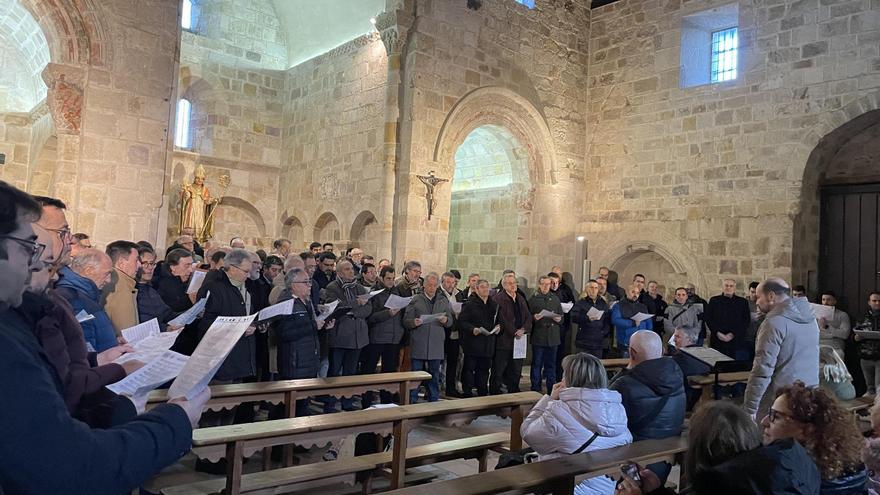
792, 91, 880, 287
350, 210, 380, 255
17, 0, 112, 67
280, 214, 304, 250
314, 212, 341, 244
216, 195, 267, 238
433, 86, 559, 186
0, 0, 51, 111
608, 242, 692, 300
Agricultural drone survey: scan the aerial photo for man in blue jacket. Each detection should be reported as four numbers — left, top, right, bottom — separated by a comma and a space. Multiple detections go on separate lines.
611, 284, 653, 357
0, 180, 209, 494
55, 248, 118, 352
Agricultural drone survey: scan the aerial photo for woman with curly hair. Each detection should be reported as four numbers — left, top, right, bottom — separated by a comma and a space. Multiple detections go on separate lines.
761, 380, 867, 493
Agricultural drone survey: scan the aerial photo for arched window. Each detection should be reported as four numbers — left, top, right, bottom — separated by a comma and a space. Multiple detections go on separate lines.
174, 98, 192, 149
181, 0, 194, 30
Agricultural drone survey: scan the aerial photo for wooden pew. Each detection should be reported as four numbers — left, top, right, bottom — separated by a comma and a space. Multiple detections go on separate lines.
842, 395, 873, 415
688, 371, 751, 403
601, 358, 629, 375
383, 435, 689, 495
146, 371, 433, 413
163, 392, 542, 495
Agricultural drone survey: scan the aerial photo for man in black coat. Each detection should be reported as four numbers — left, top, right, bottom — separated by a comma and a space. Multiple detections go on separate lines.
705, 279, 752, 361
312, 252, 337, 290
571, 279, 611, 358
458, 280, 498, 397
548, 271, 575, 379
609, 329, 685, 484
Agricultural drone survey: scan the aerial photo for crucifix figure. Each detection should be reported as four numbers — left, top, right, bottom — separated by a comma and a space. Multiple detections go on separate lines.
416, 170, 449, 220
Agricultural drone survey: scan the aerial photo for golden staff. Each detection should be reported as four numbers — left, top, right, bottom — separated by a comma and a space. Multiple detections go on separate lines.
200, 174, 230, 242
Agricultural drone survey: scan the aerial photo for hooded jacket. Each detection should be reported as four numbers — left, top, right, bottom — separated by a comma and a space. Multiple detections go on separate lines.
55, 266, 118, 353
367, 285, 406, 345
743, 297, 820, 419
571, 296, 611, 351
608, 357, 685, 441
403, 291, 453, 360
521, 387, 633, 495
458, 292, 499, 358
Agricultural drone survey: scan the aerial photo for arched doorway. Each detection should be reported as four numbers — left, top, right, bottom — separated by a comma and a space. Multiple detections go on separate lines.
350, 210, 380, 257
611, 248, 688, 301
281, 215, 304, 250
447, 125, 530, 284
314, 212, 341, 245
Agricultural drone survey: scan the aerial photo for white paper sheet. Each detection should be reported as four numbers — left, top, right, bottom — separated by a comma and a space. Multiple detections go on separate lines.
450, 301, 463, 314
85, 341, 96, 352
560, 302, 574, 314
187, 270, 207, 294
631, 312, 654, 324
121, 318, 161, 344
356, 289, 385, 303
418, 313, 446, 325
476, 326, 501, 336
114, 330, 181, 364
384, 294, 413, 310
107, 350, 188, 397
537, 309, 561, 319
75, 309, 95, 323
587, 306, 605, 320
258, 299, 294, 321
168, 314, 257, 400
811, 303, 835, 320
316, 300, 340, 323
513, 334, 528, 359
168, 291, 210, 327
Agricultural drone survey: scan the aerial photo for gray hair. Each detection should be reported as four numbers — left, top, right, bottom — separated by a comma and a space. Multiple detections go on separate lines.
175, 234, 193, 244
68, 248, 109, 273
336, 259, 353, 272
760, 277, 790, 297
676, 326, 699, 345
284, 267, 308, 287
424, 271, 440, 284
404, 260, 421, 272
468, 273, 480, 279
630, 330, 663, 359
441, 271, 456, 282
476, 279, 490, 288
562, 353, 607, 389
538, 275, 551, 284
225, 249, 251, 269
284, 254, 304, 271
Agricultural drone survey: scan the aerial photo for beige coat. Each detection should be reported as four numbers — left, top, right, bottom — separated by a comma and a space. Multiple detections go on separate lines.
102, 268, 139, 335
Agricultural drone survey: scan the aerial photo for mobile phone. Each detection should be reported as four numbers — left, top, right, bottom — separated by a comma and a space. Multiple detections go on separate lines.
620, 462, 642, 486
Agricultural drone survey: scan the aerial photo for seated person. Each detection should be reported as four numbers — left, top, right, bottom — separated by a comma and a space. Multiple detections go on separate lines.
818, 345, 855, 401
616, 401, 820, 495
762, 381, 867, 493
521, 352, 632, 495
668, 327, 711, 411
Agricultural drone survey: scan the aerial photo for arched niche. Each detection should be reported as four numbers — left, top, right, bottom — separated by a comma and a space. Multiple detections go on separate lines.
610, 244, 689, 300
281, 214, 304, 250
314, 212, 341, 244
211, 195, 268, 244
350, 210, 380, 255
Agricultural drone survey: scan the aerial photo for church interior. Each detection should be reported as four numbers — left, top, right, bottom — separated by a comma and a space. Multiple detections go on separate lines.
1, 0, 880, 493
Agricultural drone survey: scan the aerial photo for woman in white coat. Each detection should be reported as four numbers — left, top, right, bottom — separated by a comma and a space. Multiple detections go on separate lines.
521, 352, 633, 495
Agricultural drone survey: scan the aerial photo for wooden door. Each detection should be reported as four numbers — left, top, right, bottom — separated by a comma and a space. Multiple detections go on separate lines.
819, 183, 880, 318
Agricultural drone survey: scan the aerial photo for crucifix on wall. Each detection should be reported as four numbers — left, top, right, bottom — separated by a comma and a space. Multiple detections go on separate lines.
416, 170, 449, 220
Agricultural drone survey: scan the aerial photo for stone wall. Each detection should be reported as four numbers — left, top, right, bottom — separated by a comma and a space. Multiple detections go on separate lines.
0, 0, 49, 111
278, 34, 389, 255
584, 0, 880, 294
189, 0, 287, 69
447, 189, 521, 285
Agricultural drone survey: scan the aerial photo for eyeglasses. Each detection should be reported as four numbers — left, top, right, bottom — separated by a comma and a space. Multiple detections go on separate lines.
291, 280, 313, 285
228, 264, 251, 274
0, 235, 46, 266
767, 408, 791, 423
139, 259, 158, 267
41, 226, 71, 241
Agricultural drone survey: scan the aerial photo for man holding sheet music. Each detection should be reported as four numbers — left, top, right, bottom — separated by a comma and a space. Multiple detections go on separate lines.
403, 272, 453, 403
490, 273, 532, 395
458, 279, 499, 397
362, 265, 407, 406
611, 284, 654, 358
527, 275, 564, 393
815, 290, 851, 353
571, 279, 612, 358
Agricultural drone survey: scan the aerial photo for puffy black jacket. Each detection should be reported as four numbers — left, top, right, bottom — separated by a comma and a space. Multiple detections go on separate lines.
275, 295, 320, 380
136, 282, 175, 325
196, 270, 256, 381
458, 293, 498, 358
608, 357, 685, 441
571, 296, 610, 350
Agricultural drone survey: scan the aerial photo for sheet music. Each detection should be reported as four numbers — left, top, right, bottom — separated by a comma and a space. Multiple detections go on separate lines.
187, 270, 207, 294
513, 334, 528, 359
537, 309, 561, 319
356, 289, 385, 303
587, 307, 605, 320
114, 330, 181, 364
560, 302, 574, 314
384, 294, 412, 310
168, 314, 256, 400
168, 291, 210, 327
631, 312, 653, 324
450, 301, 463, 314
679, 346, 734, 367
107, 350, 188, 397
810, 303, 835, 320
121, 318, 160, 344
476, 326, 500, 336
75, 309, 95, 323
419, 313, 446, 324
257, 299, 294, 321
316, 300, 339, 322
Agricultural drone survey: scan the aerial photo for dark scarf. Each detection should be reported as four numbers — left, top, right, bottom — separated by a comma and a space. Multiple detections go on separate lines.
618, 297, 648, 319
340, 278, 360, 302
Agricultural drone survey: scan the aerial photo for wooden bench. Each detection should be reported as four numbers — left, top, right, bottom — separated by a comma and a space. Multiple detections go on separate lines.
162, 432, 509, 495
842, 395, 873, 414
147, 371, 433, 413
688, 371, 751, 403
163, 392, 542, 495
383, 435, 689, 495
601, 358, 629, 374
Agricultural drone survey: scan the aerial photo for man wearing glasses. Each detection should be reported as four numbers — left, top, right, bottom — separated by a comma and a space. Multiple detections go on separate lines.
0, 181, 210, 493
33, 196, 74, 266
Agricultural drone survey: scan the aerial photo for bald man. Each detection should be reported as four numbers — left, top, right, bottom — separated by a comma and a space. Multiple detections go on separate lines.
55, 249, 119, 352
743, 278, 819, 420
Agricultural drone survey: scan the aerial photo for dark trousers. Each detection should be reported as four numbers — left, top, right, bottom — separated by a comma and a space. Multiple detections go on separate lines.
490, 348, 522, 395
576, 345, 604, 359
556, 323, 569, 379
462, 355, 492, 397
360, 343, 400, 407
325, 347, 361, 412
410, 358, 442, 403
444, 338, 461, 395
530, 345, 558, 392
